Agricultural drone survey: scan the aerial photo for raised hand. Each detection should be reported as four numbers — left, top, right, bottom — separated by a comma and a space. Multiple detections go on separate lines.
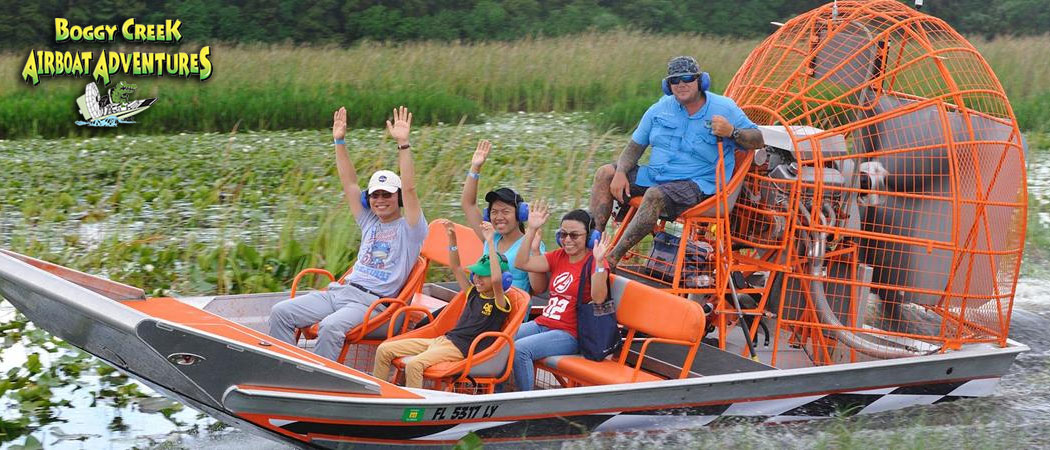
385, 106, 413, 146
471, 140, 491, 171
526, 200, 550, 230
437, 218, 457, 242
333, 107, 347, 141
480, 221, 496, 242
592, 232, 613, 263
531, 228, 543, 253
710, 115, 734, 138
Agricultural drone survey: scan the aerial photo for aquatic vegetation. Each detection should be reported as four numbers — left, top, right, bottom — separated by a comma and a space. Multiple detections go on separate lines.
3, 33, 1048, 139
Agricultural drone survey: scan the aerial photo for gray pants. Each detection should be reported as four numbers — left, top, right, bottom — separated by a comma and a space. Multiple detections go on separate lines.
268, 282, 381, 361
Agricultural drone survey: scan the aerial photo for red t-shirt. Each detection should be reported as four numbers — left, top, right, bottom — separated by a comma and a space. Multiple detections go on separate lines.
535, 249, 592, 338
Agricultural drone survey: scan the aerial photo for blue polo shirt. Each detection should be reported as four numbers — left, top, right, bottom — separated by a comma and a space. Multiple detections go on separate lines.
630, 93, 757, 195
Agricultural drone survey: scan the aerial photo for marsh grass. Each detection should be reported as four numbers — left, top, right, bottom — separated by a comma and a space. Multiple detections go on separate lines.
3, 32, 1048, 138
0, 32, 755, 138
0, 113, 619, 296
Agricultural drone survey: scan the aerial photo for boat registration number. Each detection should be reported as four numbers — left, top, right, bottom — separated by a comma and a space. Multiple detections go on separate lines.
431, 404, 500, 420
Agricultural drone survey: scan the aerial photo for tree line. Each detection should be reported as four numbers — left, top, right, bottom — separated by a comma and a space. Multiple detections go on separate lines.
4, 0, 1048, 50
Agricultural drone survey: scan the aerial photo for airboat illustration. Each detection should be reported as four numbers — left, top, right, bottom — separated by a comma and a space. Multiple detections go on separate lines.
76, 81, 156, 122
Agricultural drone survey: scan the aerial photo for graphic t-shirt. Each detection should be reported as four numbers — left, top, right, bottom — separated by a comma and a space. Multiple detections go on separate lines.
482, 233, 546, 293
446, 286, 512, 356
344, 209, 428, 299
534, 249, 591, 338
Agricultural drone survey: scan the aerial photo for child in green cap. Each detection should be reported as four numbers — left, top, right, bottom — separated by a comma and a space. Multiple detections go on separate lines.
373, 220, 512, 389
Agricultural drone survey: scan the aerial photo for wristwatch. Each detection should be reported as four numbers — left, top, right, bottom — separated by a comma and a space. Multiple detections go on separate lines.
730, 127, 741, 141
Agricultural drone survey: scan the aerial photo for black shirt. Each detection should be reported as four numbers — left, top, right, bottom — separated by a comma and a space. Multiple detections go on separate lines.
445, 287, 511, 357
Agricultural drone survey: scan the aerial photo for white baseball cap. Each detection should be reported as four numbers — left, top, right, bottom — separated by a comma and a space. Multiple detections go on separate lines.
367, 170, 402, 194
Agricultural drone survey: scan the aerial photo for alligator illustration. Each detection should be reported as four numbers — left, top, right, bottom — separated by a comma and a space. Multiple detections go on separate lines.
76, 81, 157, 122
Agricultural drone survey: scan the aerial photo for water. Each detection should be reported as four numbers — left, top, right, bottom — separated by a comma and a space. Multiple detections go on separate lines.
1, 120, 1048, 449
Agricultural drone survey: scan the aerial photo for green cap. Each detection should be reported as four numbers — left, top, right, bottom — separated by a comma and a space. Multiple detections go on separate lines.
467, 253, 510, 277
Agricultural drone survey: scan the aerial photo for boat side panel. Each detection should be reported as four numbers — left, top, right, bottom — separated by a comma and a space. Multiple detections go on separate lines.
236, 378, 999, 447
223, 345, 1019, 426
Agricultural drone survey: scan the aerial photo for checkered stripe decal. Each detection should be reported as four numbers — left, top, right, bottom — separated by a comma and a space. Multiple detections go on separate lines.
287, 378, 998, 446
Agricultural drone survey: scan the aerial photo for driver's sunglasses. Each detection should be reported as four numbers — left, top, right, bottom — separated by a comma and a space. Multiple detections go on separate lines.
667, 74, 699, 85
369, 191, 395, 199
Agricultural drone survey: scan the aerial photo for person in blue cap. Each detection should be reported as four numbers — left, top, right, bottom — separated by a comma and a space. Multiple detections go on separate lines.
588, 55, 765, 269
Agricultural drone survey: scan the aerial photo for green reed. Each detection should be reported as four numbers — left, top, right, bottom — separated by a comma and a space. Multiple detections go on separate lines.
2, 32, 1048, 138
0, 114, 621, 296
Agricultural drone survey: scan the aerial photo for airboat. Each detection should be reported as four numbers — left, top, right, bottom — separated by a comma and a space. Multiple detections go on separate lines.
0, 1, 1030, 447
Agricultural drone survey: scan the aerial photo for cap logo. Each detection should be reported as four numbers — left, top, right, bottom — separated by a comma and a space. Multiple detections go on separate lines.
378, 175, 387, 182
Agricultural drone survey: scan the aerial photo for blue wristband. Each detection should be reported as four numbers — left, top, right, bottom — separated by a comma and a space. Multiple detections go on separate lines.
334, 138, 346, 145
467, 171, 480, 180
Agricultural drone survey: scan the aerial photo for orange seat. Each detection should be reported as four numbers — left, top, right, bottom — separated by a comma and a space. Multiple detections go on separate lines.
389, 287, 531, 393
537, 275, 705, 386
539, 355, 662, 385
288, 220, 484, 367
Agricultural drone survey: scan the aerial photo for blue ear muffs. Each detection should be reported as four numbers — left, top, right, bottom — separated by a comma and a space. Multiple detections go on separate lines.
483, 200, 530, 224
502, 271, 513, 291
662, 72, 711, 95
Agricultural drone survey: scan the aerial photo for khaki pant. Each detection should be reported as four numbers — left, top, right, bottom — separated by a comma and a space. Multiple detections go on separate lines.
374, 336, 464, 388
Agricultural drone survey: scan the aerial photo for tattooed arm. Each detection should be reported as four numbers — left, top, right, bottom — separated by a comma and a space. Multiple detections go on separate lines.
733, 128, 765, 150
610, 140, 646, 203
616, 140, 646, 173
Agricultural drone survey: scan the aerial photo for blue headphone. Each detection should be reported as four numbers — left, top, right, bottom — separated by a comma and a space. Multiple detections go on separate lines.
470, 253, 514, 291
360, 190, 403, 209
556, 211, 602, 249
482, 190, 530, 224
662, 71, 711, 96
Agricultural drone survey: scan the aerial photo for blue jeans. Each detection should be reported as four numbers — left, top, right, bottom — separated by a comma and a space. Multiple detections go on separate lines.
513, 320, 578, 391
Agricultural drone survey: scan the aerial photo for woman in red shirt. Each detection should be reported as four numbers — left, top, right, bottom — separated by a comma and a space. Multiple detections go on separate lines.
512, 201, 612, 390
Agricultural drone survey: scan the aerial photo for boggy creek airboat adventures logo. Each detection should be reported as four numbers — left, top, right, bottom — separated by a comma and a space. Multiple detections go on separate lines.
75, 81, 157, 127
20, 17, 213, 129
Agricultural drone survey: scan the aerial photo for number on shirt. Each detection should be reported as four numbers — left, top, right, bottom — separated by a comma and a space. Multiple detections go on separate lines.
542, 297, 569, 320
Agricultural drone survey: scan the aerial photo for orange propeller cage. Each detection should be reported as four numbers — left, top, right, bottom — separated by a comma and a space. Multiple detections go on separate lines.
723, 0, 1026, 362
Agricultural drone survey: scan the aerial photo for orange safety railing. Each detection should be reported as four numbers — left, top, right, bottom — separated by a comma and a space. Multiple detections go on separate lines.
725, 0, 1025, 365
609, 0, 1025, 365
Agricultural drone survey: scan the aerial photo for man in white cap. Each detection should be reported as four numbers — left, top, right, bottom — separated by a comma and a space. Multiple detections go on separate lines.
268, 106, 428, 361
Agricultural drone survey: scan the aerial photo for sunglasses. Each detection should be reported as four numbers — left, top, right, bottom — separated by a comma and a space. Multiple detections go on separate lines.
557, 230, 587, 240
667, 74, 699, 85
369, 191, 395, 199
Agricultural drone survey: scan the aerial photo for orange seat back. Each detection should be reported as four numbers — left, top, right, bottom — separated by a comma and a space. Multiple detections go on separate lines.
680, 150, 754, 218
421, 221, 484, 268
610, 275, 705, 343
420, 287, 530, 380
357, 256, 429, 340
